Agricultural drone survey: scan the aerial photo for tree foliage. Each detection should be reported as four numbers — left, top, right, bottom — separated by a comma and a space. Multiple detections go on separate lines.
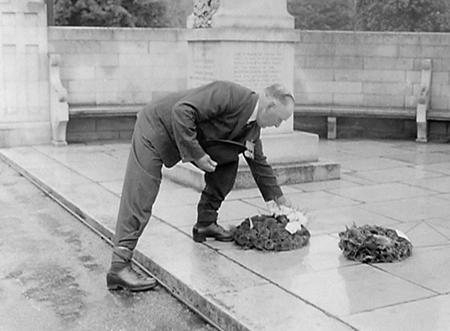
54, 0, 169, 27
355, 0, 450, 32
287, 0, 356, 31
54, 0, 450, 32
287, 0, 450, 32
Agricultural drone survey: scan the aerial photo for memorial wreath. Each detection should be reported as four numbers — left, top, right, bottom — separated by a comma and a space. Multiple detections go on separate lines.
338, 224, 413, 263
231, 204, 311, 251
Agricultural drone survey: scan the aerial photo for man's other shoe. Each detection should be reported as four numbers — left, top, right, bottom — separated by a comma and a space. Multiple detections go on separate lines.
192, 222, 233, 243
107, 263, 157, 292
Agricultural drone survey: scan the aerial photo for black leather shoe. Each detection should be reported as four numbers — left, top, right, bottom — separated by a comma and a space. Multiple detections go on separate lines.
107, 264, 157, 292
193, 222, 233, 243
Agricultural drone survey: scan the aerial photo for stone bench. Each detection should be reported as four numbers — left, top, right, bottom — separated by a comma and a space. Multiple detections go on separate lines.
295, 104, 416, 139
67, 104, 143, 143
295, 104, 450, 142
69, 104, 143, 118
294, 59, 448, 142
49, 53, 69, 146
49, 53, 144, 144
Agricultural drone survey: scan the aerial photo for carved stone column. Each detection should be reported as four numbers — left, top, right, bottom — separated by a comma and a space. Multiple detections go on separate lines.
187, 0, 220, 28
0, 0, 52, 147
211, 0, 294, 29
187, 0, 294, 29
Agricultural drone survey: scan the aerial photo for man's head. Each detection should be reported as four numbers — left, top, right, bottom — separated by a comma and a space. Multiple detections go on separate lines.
256, 84, 295, 128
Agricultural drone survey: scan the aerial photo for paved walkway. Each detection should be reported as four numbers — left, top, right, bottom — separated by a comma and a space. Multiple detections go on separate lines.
1, 139, 450, 331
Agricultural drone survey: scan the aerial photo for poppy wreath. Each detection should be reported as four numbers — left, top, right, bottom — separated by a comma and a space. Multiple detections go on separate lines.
338, 224, 413, 263
231, 214, 311, 251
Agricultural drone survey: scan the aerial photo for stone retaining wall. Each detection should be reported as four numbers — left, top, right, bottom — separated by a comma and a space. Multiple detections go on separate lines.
48, 27, 188, 106
49, 28, 450, 111
294, 31, 450, 111
47, 28, 450, 141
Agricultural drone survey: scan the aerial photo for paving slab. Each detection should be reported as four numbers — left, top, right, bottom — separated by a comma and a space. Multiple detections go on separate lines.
341, 294, 450, 331
2, 139, 450, 331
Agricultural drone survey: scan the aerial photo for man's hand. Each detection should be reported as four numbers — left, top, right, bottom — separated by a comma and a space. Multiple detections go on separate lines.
194, 154, 218, 173
275, 195, 293, 208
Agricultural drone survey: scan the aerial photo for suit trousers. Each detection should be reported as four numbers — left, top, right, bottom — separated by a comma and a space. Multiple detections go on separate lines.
113, 128, 240, 256
112, 125, 162, 253
197, 161, 239, 225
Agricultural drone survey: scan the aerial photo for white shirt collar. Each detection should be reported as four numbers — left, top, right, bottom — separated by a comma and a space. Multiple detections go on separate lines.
247, 100, 259, 123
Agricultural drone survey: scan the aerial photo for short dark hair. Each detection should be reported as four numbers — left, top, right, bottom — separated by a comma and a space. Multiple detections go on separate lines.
265, 84, 295, 106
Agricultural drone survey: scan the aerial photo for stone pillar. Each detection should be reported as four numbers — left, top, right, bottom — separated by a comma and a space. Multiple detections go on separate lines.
187, 0, 293, 29
211, 0, 294, 29
187, 28, 297, 136
187, 0, 316, 157
165, 0, 340, 189
0, 0, 51, 147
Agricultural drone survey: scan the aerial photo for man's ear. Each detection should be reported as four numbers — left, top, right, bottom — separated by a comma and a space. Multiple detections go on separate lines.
268, 100, 276, 109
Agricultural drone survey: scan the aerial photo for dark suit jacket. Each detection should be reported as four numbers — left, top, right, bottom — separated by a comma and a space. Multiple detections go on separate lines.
136, 80, 283, 201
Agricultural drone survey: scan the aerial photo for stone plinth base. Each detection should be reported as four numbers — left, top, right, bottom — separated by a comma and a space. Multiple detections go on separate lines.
261, 131, 319, 165
163, 160, 340, 192
163, 131, 340, 191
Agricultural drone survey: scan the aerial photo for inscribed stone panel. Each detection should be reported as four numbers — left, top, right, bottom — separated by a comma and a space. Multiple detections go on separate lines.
189, 41, 293, 92
188, 39, 294, 134
232, 51, 284, 92
188, 42, 216, 88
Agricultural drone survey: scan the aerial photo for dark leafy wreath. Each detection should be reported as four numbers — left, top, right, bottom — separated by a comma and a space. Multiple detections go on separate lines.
231, 214, 311, 251
338, 224, 413, 263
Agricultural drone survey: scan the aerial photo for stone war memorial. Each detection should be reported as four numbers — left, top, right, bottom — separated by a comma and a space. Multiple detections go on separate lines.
166, 0, 337, 190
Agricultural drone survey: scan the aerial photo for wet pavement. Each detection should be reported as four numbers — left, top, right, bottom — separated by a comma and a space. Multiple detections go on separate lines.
1, 139, 450, 331
0, 161, 215, 331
